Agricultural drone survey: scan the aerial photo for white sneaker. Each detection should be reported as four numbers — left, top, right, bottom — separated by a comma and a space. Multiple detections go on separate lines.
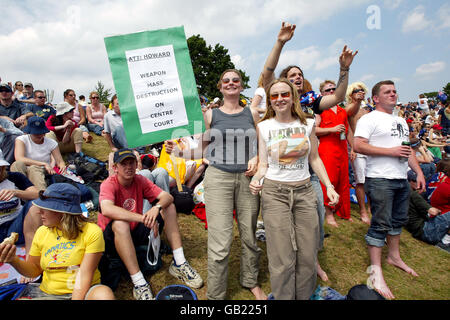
133, 283, 154, 300
169, 260, 203, 289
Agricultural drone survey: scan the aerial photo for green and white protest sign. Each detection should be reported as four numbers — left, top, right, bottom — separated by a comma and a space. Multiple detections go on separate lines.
104, 26, 205, 147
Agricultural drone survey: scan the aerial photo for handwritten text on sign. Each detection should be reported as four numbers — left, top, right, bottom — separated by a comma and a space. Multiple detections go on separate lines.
126, 45, 188, 134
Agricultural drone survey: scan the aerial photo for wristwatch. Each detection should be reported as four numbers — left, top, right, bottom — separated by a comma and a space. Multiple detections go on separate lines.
155, 204, 162, 212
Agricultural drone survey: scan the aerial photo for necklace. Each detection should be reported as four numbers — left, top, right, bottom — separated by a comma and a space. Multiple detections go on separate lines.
55, 228, 62, 240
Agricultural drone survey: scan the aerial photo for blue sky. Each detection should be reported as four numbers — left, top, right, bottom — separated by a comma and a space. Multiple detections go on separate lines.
0, 0, 448, 104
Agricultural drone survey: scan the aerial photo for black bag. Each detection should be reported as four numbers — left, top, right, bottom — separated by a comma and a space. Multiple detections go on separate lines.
67, 153, 108, 185
99, 244, 163, 291
155, 284, 198, 300
170, 185, 195, 214
346, 284, 385, 300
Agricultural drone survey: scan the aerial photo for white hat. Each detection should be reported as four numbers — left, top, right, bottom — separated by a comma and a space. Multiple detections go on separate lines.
0, 149, 10, 166
55, 102, 75, 116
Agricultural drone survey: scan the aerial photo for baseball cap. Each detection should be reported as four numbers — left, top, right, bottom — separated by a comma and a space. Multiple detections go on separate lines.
113, 148, 137, 164
0, 83, 13, 92
24, 82, 33, 87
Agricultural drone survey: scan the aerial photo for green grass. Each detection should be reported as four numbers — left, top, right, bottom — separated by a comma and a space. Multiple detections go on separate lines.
82, 133, 450, 300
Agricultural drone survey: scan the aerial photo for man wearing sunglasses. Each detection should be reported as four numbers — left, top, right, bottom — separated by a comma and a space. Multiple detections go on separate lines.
0, 83, 33, 128
27, 90, 56, 120
315, 80, 355, 227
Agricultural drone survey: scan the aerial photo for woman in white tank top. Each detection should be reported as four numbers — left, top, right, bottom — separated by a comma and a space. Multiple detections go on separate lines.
249, 79, 339, 300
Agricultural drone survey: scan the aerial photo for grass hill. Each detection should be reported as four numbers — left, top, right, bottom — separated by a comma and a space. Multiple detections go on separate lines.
82, 133, 449, 300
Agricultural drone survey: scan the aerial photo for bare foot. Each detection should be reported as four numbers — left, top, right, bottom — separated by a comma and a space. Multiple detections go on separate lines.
325, 215, 338, 228
366, 265, 395, 300
317, 263, 329, 282
250, 286, 267, 300
360, 212, 371, 225
386, 256, 419, 277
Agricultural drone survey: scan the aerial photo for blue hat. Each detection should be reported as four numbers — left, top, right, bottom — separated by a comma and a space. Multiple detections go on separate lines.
32, 183, 82, 215
23, 116, 49, 135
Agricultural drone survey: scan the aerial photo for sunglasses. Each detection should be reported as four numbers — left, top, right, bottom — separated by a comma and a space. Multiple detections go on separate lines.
324, 87, 336, 93
352, 89, 365, 94
16, 84, 23, 86
38, 190, 70, 202
68, 94, 75, 97
36, 96, 46, 99
222, 77, 240, 84
270, 91, 291, 101
0, 89, 11, 93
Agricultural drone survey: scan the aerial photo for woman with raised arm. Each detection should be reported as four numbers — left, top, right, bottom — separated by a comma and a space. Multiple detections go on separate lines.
249, 78, 339, 300
165, 69, 266, 300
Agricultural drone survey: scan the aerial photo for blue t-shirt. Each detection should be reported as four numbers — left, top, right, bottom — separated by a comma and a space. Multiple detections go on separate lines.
29, 104, 56, 120
0, 99, 30, 120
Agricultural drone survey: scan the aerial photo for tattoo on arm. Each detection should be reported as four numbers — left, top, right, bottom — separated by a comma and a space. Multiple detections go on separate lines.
336, 70, 348, 88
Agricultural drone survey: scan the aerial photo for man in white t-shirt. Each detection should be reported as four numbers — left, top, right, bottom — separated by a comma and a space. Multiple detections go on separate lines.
354, 80, 425, 300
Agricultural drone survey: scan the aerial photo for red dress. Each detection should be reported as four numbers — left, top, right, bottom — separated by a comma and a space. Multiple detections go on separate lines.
318, 106, 351, 219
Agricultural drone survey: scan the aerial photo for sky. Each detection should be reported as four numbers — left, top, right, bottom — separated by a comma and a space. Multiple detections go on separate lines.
1, 0, 449, 104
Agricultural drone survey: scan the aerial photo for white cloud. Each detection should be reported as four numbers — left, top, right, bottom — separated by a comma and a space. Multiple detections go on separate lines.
415, 61, 446, 76
401, 6, 431, 33
359, 74, 375, 82
437, 4, 450, 30
384, 0, 403, 10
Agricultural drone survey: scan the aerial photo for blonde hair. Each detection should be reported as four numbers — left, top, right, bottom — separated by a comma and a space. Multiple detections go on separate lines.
261, 78, 308, 125
346, 82, 368, 104
89, 91, 99, 99
319, 80, 335, 94
60, 214, 89, 240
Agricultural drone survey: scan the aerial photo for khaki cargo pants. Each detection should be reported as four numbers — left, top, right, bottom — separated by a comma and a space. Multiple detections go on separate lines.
203, 165, 261, 300
261, 178, 319, 300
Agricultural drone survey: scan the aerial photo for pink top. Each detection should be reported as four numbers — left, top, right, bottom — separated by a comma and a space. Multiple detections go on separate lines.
89, 104, 105, 123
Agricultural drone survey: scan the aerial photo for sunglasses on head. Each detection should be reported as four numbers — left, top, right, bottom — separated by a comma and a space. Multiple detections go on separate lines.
324, 87, 336, 93
222, 77, 240, 84
38, 190, 69, 202
270, 91, 291, 101
352, 88, 365, 94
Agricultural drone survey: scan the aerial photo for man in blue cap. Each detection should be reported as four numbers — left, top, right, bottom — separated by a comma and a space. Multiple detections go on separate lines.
0, 83, 33, 128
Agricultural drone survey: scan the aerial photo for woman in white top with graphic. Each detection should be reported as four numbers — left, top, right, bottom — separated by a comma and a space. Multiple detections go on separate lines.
249, 78, 339, 300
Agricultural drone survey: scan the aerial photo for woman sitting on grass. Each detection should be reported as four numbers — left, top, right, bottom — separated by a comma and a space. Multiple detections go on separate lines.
0, 183, 115, 300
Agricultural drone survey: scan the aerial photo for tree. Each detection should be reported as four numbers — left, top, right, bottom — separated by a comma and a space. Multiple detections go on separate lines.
443, 82, 450, 98
94, 81, 112, 104
187, 35, 250, 99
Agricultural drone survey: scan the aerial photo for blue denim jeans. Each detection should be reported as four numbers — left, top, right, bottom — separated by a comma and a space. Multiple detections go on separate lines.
421, 211, 450, 244
364, 178, 410, 247
87, 123, 104, 136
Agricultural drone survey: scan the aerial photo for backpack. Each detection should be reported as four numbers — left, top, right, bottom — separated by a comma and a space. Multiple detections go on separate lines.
67, 153, 108, 187
170, 185, 195, 214
155, 284, 198, 300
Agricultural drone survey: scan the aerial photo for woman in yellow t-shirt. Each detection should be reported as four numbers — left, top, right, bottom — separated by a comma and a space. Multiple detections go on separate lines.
0, 183, 114, 300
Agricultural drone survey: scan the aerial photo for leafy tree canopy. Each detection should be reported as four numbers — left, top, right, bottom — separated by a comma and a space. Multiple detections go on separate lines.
187, 34, 250, 100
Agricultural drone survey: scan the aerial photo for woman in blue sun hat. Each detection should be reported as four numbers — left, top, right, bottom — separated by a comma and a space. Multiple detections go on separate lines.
0, 183, 114, 300
11, 116, 66, 191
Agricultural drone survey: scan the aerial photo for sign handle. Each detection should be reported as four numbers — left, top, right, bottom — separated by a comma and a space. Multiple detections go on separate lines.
169, 153, 183, 192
